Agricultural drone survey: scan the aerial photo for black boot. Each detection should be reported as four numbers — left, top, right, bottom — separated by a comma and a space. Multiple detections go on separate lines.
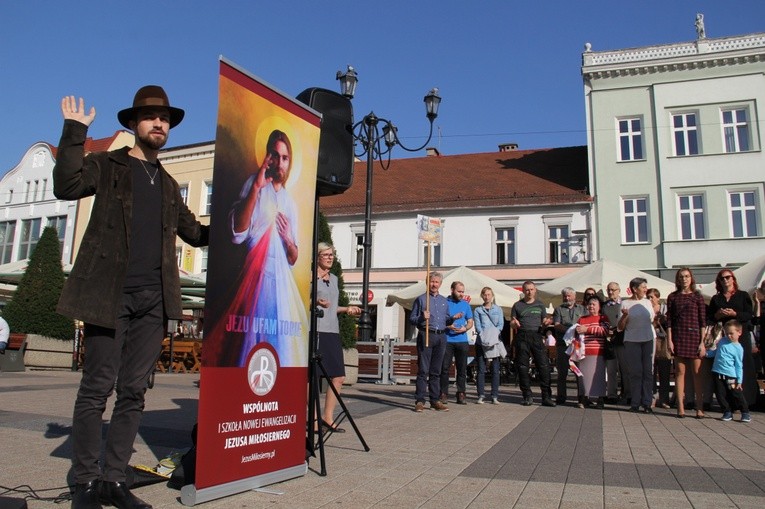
99, 481, 152, 509
72, 480, 102, 509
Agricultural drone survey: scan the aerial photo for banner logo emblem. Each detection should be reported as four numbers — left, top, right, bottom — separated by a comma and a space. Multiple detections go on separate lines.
247, 347, 278, 396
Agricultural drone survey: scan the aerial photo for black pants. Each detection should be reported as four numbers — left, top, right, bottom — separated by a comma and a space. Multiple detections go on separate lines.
555, 342, 571, 401
654, 358, 672, 405
72, 289, 165, 483
714, 374, 749, 414
515, 330, 551, 399
440, 341, 469, 397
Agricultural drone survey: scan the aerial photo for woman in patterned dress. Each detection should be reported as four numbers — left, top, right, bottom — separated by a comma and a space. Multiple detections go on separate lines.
666, 268, 706, 418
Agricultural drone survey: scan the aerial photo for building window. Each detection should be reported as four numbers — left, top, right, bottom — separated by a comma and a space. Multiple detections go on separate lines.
495, 227, 516, 265
420, 241, 441, 267
179, 184, 189, 205
547, 225, 570, 263
24, 181, 31, 203
0, 221, 16, 264
672, 113, 699, 156
349, 223, 375, 270
678, 194, 705, 240
490, 217, 519, 265
18, 218, 42, 260
617, 117, 643, 161
622, 197, 649, 244
6, 189, 13, 204
200, 247, 209, 273
203, 181, 212, 215
729, 191, 758, 238
354, 233, 365, 269
47, 215, 67, 253
722, 108, 750, 153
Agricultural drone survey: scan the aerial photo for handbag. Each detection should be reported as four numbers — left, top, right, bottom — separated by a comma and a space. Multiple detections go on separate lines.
703, 322, 723, 349
654, 322, 671, 360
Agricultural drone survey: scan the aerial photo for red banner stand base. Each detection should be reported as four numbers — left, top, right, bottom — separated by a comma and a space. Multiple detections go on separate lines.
180, 463, 307, 506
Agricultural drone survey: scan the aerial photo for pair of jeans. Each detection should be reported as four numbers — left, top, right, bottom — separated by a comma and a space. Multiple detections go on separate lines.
625, 340, 654, 408
476, 343, 500, 399
514, 330, 551, 399
415, 332, 446, 404
440, 341, 469, 398
72, 289, 165, 483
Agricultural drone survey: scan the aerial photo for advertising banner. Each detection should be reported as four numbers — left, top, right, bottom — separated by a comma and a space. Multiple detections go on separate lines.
186, 58, 320, 503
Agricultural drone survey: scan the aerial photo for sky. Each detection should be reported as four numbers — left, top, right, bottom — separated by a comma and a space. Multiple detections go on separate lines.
1, 1, 763, 174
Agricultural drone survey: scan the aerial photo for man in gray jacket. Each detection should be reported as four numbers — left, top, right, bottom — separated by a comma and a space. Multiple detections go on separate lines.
54, 86, 208, 509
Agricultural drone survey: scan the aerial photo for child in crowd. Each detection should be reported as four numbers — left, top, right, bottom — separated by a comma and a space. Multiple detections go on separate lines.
707, 320, 751, 423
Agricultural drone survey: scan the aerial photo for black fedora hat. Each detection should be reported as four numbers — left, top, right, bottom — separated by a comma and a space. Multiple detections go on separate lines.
117, 85, 185, 129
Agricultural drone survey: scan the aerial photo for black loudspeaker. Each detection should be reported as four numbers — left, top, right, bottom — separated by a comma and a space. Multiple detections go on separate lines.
296, 88, 354, 196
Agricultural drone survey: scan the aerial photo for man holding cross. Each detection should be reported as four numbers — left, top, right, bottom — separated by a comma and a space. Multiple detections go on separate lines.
409, 271, 450, 412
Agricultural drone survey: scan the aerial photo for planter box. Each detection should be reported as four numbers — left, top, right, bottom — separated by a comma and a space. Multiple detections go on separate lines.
24, 334, 74, 369
343, 347, 358, 386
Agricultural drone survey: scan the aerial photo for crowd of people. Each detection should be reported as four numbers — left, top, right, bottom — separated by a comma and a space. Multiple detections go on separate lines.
412, 269, 764, 424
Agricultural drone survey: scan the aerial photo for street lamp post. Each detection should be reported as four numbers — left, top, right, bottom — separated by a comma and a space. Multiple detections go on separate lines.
336, 65, 441, 342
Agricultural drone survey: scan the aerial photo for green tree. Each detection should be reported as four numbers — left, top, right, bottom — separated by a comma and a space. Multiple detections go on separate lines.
316, 211, 357, 349
3, 226, 75, 340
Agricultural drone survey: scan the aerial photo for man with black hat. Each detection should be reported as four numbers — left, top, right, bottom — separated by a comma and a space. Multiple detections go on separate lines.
53, 86, 208, 509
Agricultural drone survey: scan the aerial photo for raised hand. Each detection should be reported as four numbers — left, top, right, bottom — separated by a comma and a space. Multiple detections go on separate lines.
255, 153, 274, 190
61, 96, 96, 126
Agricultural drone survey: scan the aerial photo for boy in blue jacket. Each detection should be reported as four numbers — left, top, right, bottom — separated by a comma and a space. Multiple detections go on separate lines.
708, 320, 751, 423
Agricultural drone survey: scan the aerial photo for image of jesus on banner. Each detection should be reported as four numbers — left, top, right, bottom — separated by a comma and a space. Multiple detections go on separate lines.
224, 128, 307, 367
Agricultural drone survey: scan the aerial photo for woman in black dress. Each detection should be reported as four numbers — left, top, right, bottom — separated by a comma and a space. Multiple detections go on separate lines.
707, 269, 757, 408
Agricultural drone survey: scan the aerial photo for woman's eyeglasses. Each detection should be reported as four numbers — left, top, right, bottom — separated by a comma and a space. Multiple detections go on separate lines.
721, 274, 734, 280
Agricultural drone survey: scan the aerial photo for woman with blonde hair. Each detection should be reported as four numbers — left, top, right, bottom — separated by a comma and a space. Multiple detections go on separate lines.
473, 287, 505, 404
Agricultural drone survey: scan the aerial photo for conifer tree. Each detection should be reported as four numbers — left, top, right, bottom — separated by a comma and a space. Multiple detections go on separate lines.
3, 226, 75, 340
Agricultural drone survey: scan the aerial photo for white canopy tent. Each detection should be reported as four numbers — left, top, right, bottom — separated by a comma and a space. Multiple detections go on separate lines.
385, 265, 523, 319
536, 259, 676, 305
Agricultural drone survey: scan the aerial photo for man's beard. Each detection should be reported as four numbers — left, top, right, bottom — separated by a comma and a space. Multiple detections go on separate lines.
138, 130, 167, 150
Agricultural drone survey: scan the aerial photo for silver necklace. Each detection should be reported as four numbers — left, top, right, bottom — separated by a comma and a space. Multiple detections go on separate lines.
139, 159, 160, 185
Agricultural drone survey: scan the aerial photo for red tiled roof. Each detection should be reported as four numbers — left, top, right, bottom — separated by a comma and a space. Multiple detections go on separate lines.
49, 130, 129, 158
319, 146, 591, 216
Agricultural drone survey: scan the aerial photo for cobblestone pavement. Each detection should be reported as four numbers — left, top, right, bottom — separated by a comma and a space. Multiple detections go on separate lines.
0, 370, 763, 508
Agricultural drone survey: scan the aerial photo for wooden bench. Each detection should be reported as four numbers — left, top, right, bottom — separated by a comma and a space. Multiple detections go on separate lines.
0, 333, 28, 372
169, 340, 201, 373
357, 342, 381, 377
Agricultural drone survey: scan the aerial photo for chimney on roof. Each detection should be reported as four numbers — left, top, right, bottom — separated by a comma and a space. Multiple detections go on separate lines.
499, 142, 519, 152
426, 147, 440, 157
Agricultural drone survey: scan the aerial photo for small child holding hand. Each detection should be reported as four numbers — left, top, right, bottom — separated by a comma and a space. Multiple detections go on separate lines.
707, 320, 751, 423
